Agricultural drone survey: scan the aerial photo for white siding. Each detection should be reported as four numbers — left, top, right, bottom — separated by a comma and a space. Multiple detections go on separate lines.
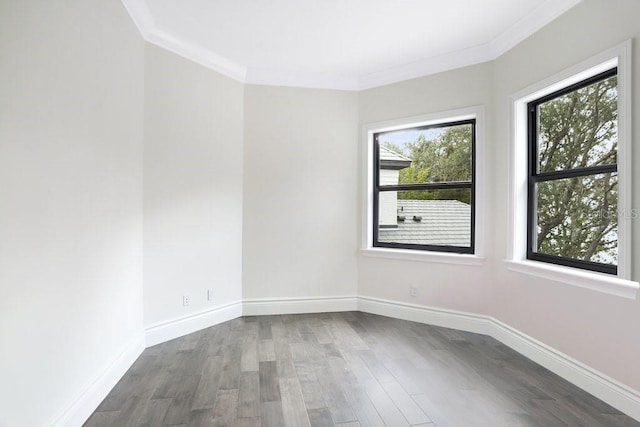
379, 169, 399, 226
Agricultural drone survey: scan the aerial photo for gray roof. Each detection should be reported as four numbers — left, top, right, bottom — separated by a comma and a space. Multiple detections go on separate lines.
379, 146, 412, 170
379, 199, 471, 247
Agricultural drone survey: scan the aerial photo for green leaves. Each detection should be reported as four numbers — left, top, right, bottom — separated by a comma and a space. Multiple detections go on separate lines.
538, 76, 617, 173
534, 74, 618, 265
389, 125, 472, 203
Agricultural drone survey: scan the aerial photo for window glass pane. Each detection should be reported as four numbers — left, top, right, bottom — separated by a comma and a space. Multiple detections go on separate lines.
377, 123, 472, 185
537, 75, 617, 173
534, 173, 617, 265
378, 189, 471, 247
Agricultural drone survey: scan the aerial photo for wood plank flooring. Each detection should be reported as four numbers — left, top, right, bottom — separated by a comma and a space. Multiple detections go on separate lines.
85, 312, 639, 426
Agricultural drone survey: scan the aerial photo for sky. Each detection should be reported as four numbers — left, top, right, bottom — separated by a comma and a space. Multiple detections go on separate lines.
378, 128, 443, 155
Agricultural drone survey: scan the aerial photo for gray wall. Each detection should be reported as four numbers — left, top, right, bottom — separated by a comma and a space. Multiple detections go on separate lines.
243, 85, 359, 301
0, 1, 144, 426
358, 62, 495, 315
490, 0, 640, 390
143, 44, 244, 327
358, 0, 640, 390
2, 1, 640, 425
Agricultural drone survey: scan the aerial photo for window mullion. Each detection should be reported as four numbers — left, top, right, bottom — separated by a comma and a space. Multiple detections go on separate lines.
378, 182, 473, 192
526, 68, 618, 275
533, 164, 617, 182
372, 118, 476, 254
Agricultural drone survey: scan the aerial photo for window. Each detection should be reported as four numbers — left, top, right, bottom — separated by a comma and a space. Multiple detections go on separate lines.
508, 41, 637, 298
372, 119, 475, 254
527, 69, 618, 275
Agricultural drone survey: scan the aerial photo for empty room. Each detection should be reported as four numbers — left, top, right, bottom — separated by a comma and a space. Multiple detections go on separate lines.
2, 0, 640, 425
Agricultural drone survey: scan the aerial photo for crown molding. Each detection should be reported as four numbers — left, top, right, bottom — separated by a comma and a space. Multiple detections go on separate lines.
357, 42, 495, 90
121, 0, 582, 91
489, 0, 583, 57
120, 0, 154, 39
146, 28, 248, 82
359, 0, 582, 90
245, 68, 360, 91
120, 0, 247, 81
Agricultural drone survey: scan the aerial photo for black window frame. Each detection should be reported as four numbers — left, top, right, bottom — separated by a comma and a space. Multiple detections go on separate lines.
527, 68, 618, 275
372, 119, 476, 254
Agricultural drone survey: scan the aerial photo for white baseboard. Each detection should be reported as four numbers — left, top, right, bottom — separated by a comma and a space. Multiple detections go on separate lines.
52, 295, 640, 426
491, 318, 640, 422
357, 296, 640, 422
357, 296, 493, 335
50, 334, 145, 427
243, 296, 358, 316
144, 296, 358, 347
145, 301, 242, 347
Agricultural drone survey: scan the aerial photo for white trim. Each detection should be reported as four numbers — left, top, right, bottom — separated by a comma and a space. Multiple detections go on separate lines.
50, 334, 145, 427
361, 248, 484, 266
488, 0, 582, 58
120, 0, 581, 91
144, 301, 243, 347
145, 29, 247, 82
357, 296, 640, 422
357, 43, 495, 91
120, 0, 247, 82
616, 40, 633, 280
120, 0, 154, 39
492, 318, 640, 423
475, 107, 486, 260
243, 296, 358, 316
361, 106, 485, 262
506, 260, 638, 300
54, 296, 640, 424
143, 297, 358, 347
245, 68, 359, 92
507, 40, 634, 294
360, 0, 580, 91
358, 296, 493, 335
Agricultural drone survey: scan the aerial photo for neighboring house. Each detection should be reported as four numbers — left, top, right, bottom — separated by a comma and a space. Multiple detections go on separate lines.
378, 146, 412, 227
379, 146, 471, 246
379, 199, 471, 246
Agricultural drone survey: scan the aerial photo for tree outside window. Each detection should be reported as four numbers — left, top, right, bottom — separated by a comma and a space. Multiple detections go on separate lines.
528, 69, 618, 274
373, 120, 475, 253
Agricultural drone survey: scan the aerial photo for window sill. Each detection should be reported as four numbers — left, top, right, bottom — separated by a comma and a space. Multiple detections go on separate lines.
505, 259, 638, 300
361, 248, 484, 266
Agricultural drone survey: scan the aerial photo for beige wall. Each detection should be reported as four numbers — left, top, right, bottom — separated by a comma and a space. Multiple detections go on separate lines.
3, 1, 640, 425
490, 0, 640, 389
358, 62, 495, 315
243, 85, 359, 300
358, 0, 640, 390
0, 1, 144, 426
143, 44, 244, 327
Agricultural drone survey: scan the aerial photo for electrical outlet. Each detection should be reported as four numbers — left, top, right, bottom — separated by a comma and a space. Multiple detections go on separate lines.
410, 286, 418, 297
207, 289, 214, 301
183, 295, 190, 306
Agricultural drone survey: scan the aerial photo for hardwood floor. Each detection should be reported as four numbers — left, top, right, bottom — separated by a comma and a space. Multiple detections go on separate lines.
85, 312, 639, 426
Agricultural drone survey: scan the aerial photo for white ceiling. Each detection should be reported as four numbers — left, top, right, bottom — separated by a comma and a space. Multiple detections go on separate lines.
122, 0, 581, 90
